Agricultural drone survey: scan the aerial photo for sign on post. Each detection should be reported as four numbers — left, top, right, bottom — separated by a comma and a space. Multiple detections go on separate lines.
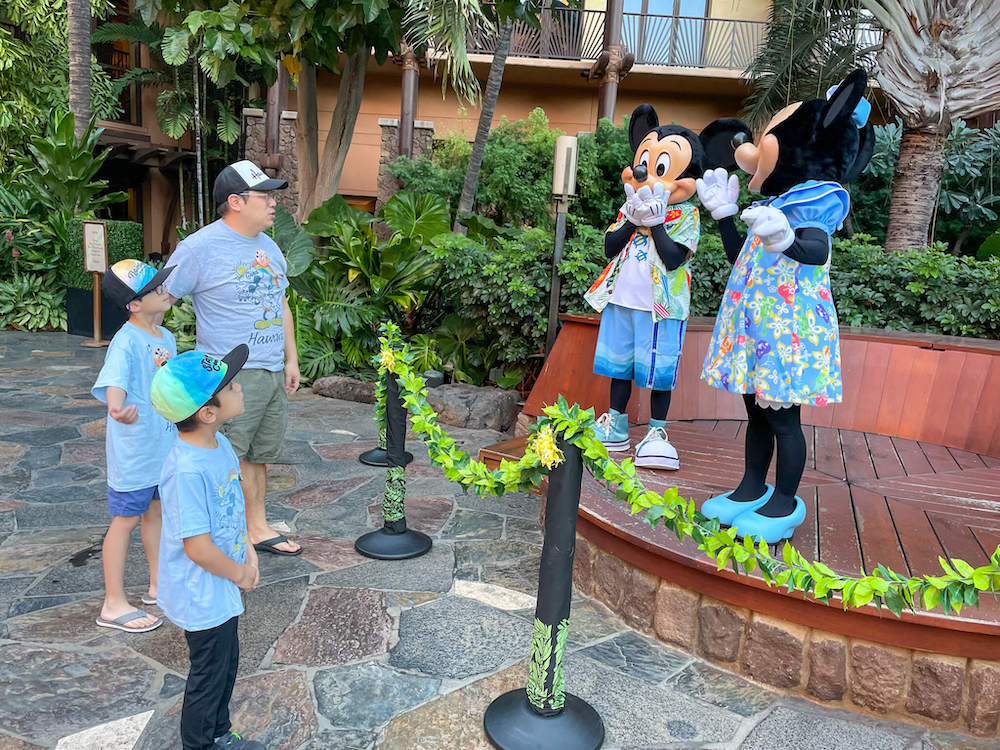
81, 221, 109, 348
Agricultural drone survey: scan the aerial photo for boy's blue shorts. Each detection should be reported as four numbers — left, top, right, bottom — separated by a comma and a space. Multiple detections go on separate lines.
107, 486, 159, 517
593, 304, 687, 391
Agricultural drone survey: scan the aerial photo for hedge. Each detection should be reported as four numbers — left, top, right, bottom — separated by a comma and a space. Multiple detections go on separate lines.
61, 219, 145, 289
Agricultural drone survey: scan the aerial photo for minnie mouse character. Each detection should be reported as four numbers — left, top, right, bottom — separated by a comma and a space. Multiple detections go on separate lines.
586, 105, 750, 470
696, 69, 874, 542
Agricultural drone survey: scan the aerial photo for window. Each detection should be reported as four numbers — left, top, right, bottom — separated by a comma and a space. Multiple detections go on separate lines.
622, 0, 709, 66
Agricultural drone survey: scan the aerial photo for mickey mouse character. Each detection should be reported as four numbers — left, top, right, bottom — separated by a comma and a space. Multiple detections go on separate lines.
696, 69, 874, 542
586, 105, 751, 470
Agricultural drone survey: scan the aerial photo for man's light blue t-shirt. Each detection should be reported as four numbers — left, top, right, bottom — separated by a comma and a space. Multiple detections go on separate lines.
165, 220, 289, 371
158, 433, 247, 632
92, 323, 178, 492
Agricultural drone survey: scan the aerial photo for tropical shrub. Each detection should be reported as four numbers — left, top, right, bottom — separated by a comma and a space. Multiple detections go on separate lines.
293, 192, 450, 377
0, 274, 67, 331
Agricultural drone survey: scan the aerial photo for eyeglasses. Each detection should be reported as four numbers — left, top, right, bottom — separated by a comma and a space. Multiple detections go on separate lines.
239, 191, 275, 203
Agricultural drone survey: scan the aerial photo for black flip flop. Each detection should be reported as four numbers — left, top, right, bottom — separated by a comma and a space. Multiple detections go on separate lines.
253, 535, 302, 556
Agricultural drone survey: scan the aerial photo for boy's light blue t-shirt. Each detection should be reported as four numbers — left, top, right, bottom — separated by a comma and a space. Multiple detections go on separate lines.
92, 323, 178, 492
165, 219, 289, 371
158, 433, 247, 632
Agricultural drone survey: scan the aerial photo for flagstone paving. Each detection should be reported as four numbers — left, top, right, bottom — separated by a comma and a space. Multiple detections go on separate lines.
0, 331, 994, 750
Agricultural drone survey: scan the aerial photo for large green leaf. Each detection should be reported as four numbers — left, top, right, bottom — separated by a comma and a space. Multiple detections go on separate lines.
216, 107, 241, 144
268, 205, 314, 277
303, 194, 374, 237
161, 27, 192, 65
381, 191, 449, 242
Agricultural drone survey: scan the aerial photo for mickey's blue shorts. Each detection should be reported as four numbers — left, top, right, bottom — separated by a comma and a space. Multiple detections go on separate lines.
593, 304, 686, 391
107, 486, 159, 517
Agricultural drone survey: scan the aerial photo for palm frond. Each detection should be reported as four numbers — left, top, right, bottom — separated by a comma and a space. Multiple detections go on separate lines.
404, 0, 493, 103
92, 13, 164, 50
743, 0, 879, 132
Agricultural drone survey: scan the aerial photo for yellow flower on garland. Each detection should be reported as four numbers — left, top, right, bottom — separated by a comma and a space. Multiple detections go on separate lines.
531, 425, 564, 469
379, 349, 396, 373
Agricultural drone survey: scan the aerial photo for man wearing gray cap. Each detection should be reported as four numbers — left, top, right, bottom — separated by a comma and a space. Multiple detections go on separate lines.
166, 160, 302, 556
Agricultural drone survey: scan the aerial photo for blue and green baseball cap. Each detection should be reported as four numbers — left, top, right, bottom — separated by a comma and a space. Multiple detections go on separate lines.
151, 344, 249, 423
103, 259, 173, 310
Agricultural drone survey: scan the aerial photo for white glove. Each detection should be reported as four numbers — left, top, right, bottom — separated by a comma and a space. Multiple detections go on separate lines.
621, 182, 646, 225
625, 182, 668, 227
695, 167, 739, 220
741, 205, 795, 253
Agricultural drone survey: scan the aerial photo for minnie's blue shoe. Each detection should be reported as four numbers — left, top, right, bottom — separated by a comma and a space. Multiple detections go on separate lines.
731, 496, 807, 544
700, 484, 774, 526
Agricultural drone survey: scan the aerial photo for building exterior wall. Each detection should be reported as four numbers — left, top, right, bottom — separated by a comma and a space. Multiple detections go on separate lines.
301, 58, 753, 199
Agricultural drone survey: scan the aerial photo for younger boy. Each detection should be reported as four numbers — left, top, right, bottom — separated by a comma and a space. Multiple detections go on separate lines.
151, 344, 265, 750
93, 260, 177, 632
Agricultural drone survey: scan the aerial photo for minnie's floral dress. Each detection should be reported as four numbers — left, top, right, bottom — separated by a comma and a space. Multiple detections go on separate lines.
701, 180, 849, 407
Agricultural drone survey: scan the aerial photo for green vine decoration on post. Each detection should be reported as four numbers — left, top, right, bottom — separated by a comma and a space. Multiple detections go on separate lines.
525, 617, 570, 712
374, 323, 1000, 619
383, 465, 406, 523
374, 374, 387, 451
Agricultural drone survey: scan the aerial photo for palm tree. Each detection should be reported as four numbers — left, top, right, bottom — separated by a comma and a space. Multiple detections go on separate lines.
743, 0, 881, 134
67, 0, 92, 139
861, 0, 1000, 251
405, 0, 538, 233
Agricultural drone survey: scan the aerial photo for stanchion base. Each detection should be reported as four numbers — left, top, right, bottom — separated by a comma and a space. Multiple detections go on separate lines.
483, 688, 604, 750
354, 527, 432, 560
80, 339, 110, 348
358, 448, 414, 467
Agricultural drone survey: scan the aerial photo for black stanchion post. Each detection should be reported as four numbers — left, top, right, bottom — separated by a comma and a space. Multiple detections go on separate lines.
483, 439, 605, 750
354, 373, 432, 560
359, 375, 414, 467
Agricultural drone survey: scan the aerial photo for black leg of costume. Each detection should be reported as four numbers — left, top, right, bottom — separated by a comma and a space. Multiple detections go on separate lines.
649, 390, 671, 421
729, 394, 773, 502
756, 405, 805, 517
610, 378, 632, 413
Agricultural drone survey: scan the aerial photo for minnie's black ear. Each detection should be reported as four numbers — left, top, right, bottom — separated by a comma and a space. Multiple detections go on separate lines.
821, 69, 867, 131
629, 104, 659, 153
842, 121, 875, 183
699, 118, 752, 171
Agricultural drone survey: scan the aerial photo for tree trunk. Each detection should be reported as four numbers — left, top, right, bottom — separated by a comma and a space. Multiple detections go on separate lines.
295, 59, 320, 223
454, 19, 514, 235
192, 63, 204, 226
884, 126, 948, 252
67, 0, 92, 139
305, 48, 368, 217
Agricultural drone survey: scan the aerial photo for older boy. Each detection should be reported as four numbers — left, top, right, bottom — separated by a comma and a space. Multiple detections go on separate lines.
93, 260, 176, 632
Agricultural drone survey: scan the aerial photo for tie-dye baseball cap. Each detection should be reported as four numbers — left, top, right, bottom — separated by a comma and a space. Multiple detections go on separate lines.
102, 259, 174, 310
151, 344, 249, 423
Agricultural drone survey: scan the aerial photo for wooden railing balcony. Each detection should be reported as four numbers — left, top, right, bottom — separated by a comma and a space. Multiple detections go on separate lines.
467, 7, 767, 71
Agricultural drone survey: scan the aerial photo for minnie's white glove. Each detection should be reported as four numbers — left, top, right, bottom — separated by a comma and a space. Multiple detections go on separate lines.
624, 182, 667, 227
695, 168, 740, 220
741, 205, 795, 253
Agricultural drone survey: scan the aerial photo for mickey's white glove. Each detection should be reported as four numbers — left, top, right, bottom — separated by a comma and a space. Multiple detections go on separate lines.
695, 168, 740, 220
620, 182, 646, 225
624, 182, 668, 227
741, 205, 795, 253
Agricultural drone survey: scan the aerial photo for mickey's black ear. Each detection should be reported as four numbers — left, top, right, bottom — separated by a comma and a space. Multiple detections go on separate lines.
821, 69, 867, 131
629, 104, 659, 153
699, 118, 752, 171
842, 121, 875, 183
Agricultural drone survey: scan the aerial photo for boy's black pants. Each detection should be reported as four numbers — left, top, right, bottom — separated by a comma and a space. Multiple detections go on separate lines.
182, 616, 239, 750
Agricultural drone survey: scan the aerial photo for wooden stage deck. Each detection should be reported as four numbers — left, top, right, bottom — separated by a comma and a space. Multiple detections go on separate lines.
481, 420, 1000, 655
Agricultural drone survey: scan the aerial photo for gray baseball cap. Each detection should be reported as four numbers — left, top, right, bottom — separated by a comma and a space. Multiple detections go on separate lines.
213, 160, 288, 204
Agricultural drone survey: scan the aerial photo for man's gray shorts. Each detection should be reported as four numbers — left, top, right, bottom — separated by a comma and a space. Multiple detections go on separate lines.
221, 368, 287, 463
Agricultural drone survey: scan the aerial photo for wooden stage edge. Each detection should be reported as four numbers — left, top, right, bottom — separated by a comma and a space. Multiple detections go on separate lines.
480, 316, 1000, 659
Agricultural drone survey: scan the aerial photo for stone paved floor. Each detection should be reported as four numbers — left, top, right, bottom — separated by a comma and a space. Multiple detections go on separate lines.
0, 331, 996, 750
